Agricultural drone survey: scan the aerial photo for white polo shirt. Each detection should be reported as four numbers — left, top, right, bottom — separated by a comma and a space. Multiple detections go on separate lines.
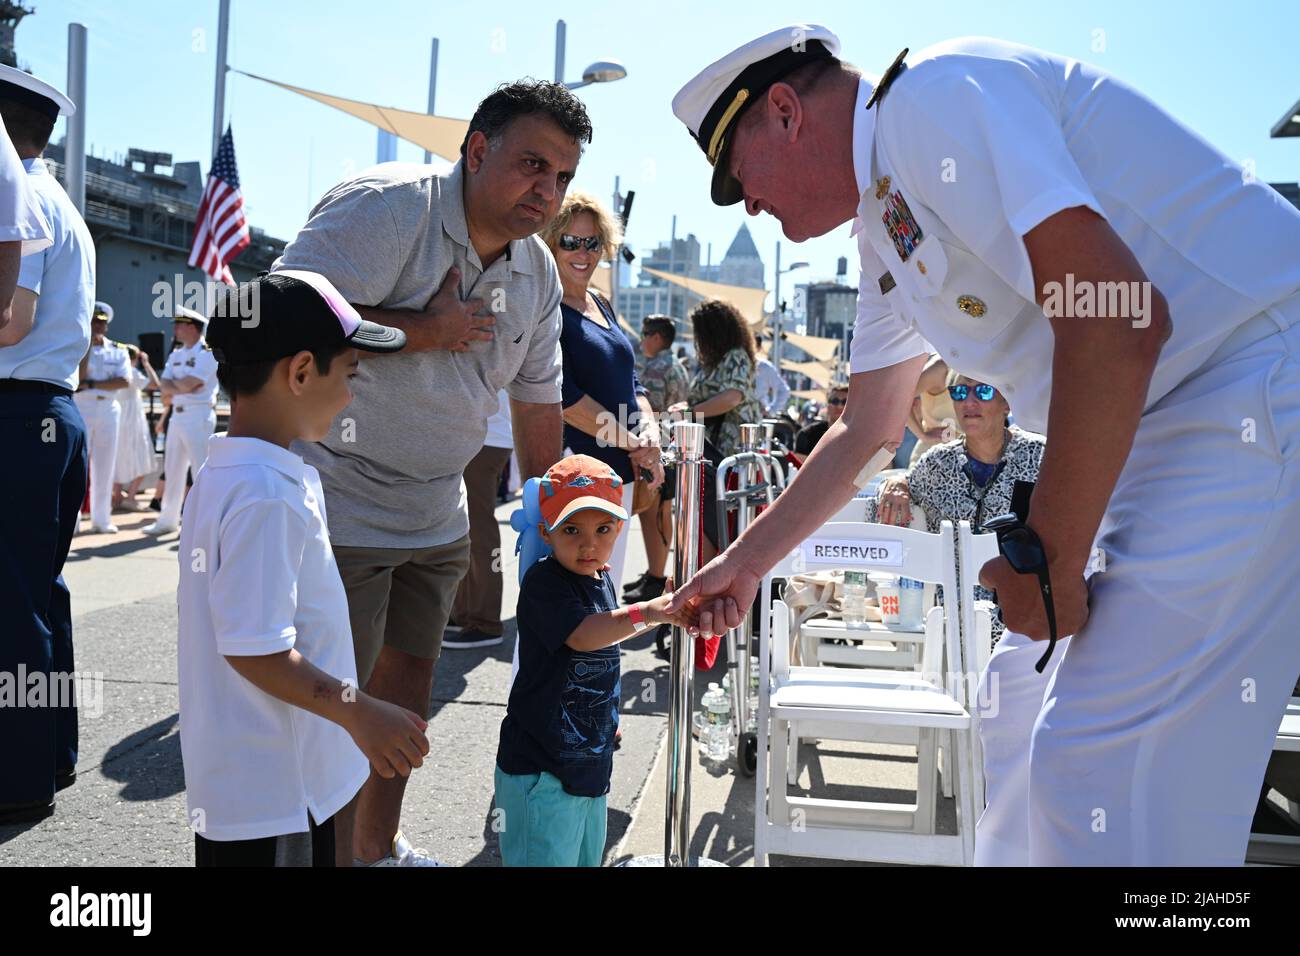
177, 435, 369, 841
161, 339, 219, 409
848, 37, 1300, 435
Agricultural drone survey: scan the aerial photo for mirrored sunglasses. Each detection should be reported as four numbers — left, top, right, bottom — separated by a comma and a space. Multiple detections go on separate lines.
948, 383, 996, 402
558, 234, 601, 252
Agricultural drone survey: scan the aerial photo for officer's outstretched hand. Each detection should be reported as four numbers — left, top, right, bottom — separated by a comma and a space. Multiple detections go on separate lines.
978, 555, 1090, 642
420, 266, 496, 352
666, 548, 761, 638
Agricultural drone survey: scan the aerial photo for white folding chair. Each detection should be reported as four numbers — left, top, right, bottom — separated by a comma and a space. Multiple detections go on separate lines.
787, 514, 949, 796
957, 522, 1000, 809
754, 520, 981, 866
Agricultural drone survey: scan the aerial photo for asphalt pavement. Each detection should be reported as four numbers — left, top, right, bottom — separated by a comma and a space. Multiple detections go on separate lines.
0, 493, 953, 867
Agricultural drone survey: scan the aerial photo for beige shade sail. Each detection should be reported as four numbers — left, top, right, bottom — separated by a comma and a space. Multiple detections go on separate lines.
782, 359, 835, 388
640, 267, 769, 327
781, 330, 840, 363
235, 70, 471, 162
588, 264, 641, 340
792, 388, 827, 400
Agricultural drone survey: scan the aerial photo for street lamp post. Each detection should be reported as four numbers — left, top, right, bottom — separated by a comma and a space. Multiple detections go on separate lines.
554, 19, 627, 91
771, 241, 808, 383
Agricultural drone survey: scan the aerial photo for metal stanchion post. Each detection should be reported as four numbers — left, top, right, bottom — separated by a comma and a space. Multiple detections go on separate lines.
665, 421, 703, 866
710, 425, 776, 778
726, 425, 761, 759
621, 422, 724, 867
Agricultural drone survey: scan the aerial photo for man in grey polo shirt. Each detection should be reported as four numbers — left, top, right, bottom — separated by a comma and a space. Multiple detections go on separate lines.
274, 80, 589, 866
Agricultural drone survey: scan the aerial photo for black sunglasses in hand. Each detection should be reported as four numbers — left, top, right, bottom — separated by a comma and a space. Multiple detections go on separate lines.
982, 513, 1059, 673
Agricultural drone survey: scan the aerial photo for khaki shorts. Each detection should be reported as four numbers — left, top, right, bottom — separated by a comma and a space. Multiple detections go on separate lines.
334, 536, 471, 687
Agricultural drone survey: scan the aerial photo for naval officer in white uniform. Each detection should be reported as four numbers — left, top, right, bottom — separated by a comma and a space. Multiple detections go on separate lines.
668, 25, 1300, 866
74, 301, 130, 533
143, 306, 218, 536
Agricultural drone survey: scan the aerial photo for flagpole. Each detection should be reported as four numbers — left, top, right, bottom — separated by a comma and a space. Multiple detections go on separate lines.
211, 0, 230, 160
65, 23, 88, 217
423, 38, 439, 165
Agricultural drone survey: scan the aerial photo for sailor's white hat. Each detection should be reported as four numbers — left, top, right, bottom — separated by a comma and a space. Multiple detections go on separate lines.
671, 25, 841, 206
0, 64, 75, 119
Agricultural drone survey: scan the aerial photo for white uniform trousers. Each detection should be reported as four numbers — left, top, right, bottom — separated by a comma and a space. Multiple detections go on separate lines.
158, 405, 216, 528
973, 629, 1069, 866
73, 391, 120, 529
1028, 310, 1300, 865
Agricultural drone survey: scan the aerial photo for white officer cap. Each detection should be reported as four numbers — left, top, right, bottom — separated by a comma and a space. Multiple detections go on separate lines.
92, 301, 114, 323
173, 305, 207, 329
672, 24, 840, 206
0, 64, 76, 119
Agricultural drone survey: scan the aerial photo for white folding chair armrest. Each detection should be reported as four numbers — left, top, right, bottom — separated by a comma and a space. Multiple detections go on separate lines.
972, 601, 996, 677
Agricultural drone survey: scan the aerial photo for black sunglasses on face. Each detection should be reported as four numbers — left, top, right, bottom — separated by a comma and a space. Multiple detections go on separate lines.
948, 383, 996, 402
827, 397, 847, 406
558, 234, 601, 252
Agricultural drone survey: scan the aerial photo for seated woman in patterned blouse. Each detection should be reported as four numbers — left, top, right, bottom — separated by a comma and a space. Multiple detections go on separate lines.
870, 372, 1073, 866
871, 372, 1043, 643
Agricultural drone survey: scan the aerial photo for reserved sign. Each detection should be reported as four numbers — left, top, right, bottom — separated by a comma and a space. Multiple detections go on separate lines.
802, 538, 903, 567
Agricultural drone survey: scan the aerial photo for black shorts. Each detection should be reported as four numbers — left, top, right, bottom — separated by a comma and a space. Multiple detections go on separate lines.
194, 812, 335, 867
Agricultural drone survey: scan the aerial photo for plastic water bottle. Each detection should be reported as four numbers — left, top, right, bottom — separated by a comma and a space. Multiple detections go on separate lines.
898, 576, 926, 629
704, 682, 731, 761
843, 570, 868, 625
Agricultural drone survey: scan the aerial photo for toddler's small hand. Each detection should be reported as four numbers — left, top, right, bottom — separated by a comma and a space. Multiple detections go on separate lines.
644, 592, 700, 634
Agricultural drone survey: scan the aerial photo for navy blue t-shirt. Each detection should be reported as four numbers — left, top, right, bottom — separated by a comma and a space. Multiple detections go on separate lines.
496, 555, 621, 798
560, 292, 646, 483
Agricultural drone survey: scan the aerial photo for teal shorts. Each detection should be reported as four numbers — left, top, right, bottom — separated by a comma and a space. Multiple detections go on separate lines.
493, 767, 608, 867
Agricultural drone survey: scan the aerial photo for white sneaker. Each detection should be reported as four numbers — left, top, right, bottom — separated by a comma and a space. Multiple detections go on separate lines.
358, 831, 449, 867
142, 522, 178, 536
89, 523, 118, 535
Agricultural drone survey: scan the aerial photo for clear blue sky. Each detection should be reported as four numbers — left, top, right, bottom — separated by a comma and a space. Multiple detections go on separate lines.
18, 0, 1300, 307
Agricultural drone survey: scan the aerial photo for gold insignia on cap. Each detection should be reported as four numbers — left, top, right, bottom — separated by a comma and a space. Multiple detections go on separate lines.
917, 260, 927, 275
957, 294, 986, 317
706, 89, 750, 166
874, 176, 891, 201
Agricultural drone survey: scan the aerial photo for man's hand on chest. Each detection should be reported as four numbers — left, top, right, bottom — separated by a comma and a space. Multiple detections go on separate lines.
414, 266, 497, 353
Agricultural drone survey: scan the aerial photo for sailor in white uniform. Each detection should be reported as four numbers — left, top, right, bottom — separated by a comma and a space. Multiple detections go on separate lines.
143, 306, 218, 536
669, 25, 1300, 865
0, 63, 87, 822
74, 301, 130, 533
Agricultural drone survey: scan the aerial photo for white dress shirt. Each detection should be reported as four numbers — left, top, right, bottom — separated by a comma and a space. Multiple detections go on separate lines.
82, 339, 130, 393
0, 114, 51, 255
755, 357, 790, 417
161, 339, 219, 408
1, 157, 94, 389
848, 37, 1300, 435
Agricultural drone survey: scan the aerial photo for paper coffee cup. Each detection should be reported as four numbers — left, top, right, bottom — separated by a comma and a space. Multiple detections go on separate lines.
870, 573, 901, 624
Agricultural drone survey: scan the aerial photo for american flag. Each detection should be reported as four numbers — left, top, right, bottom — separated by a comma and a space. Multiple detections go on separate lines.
188, 125, 249, 285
